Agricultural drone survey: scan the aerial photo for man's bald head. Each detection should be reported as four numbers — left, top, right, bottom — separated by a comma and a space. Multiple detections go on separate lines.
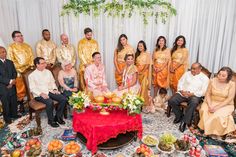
60, 34, 69, 45
191, 62, 202, 76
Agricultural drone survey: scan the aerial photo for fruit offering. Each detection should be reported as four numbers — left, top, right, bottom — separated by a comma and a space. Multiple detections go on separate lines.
132, 144, 153, 157
142, 135, 158, 146
64, 141, 81, 154
24, 138, 42, 156
174, 139, 190, 151
11, 149, 24, 157
21, 128, 42, 138
47, 139, 63, 153
159, 133, 176, 145
158, 141, 173, 152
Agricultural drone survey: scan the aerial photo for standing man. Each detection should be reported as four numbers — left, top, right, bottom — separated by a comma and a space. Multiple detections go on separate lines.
0, 46, 18, 124
55, 34, 76, 66
78, 27, 99, 90
8, 31, 34, 113
36, 29, 57, 69
29, 57, 67, 127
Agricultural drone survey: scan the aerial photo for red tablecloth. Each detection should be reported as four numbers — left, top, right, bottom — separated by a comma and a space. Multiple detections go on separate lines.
73, 108, 143, 154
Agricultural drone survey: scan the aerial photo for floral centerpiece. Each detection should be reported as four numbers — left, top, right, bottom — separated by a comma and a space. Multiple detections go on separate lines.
121, 92, 144, 115
69, 91, 90, 112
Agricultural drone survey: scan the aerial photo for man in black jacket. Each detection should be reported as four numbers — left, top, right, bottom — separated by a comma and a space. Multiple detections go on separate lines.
0, 46, 18, 124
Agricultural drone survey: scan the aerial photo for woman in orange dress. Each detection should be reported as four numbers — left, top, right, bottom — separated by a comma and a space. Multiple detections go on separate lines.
169, 35, 189, 93
198, 67, 236, 137
152, 36, 171, 96
135, 41, 153, 112
114, 34, 134, 86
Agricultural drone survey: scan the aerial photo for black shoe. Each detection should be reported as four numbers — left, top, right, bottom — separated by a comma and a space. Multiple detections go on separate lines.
48, 121, 59, 128
173, 117, 182, 124
179, 122, 187, 132
54, 116, 65, 125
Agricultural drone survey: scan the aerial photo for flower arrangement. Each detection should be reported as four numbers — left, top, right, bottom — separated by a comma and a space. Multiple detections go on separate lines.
122, 92, 144, 115
69, 91, 91, 112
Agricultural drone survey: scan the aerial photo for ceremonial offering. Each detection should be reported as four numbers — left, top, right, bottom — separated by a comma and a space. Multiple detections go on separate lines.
142, 135, 158, 146
63, 141, 81, 155
47, 139, 64, 155
174, 139, 190, 153
157, 133, 176, 153
132, 144, 153, 157
69, 91, 90, 112
112, 97, 122, 104
94, 96, 105, 103
122, 92, 144, 115
24, 138, 42, 157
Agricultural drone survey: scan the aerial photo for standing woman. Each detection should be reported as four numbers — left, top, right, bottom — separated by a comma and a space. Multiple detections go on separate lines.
135, 41, 152, 111
152, 36, 171, 96
114, 34, 134, 86
169, 35, 189, 93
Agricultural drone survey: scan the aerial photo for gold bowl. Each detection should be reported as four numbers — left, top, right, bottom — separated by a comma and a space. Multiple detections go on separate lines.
112, 97, 122, 104
94, 96, 105, 103
104, 92, 115, 99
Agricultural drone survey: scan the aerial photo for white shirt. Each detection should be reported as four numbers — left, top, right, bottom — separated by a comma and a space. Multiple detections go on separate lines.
28, 69, 58, 97
177, 71, 209, 97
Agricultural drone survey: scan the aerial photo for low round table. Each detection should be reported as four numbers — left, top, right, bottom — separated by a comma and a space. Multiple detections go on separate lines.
73, 108, 143, 154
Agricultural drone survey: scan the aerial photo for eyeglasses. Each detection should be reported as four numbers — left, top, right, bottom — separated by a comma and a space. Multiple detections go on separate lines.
15, 35, 23, 38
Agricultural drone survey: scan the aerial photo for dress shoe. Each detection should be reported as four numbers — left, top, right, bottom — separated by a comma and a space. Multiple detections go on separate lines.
54, 116, 66, 125
48, 121, 59, 128
173, 117, 182, 124
179, 122, 187, 132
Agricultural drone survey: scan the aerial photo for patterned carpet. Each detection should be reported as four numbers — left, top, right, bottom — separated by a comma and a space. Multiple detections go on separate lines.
0, 110, 235, 157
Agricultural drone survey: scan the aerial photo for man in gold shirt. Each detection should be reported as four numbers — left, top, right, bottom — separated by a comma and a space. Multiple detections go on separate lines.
8, 31, 34, 113
55, 34, 76, 67
36, 29, 57, 69
78, 27, 99, 90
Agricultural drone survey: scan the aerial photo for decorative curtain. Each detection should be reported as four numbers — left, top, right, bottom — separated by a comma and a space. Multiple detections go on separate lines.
0, 0, 235, 90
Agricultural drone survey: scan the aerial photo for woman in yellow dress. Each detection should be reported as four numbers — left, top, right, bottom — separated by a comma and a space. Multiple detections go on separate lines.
198, 67, 236, 137
135, 40, 153, 111
169, 35, 189, 93
152, 36, 171, 96
114, 34, 134, 86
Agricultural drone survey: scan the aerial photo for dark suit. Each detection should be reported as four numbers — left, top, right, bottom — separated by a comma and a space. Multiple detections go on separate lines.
0, 59, 18, 123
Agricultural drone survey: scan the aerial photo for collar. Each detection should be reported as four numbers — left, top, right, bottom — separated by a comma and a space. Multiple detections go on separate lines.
0, 58, 6, 63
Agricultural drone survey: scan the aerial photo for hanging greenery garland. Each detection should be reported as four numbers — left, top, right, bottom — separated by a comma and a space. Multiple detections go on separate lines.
61, 0, 177, 24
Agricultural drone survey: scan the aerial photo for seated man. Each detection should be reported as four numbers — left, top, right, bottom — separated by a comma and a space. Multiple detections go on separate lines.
0, 46, 18, 124
84, 52, 109, 97
168, 63, 209, 132
29, 57, 67, 127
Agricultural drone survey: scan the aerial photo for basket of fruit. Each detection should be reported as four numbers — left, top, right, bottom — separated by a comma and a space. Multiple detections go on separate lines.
24, 138, 42, 156
63, 141, 81, 155
47, 139, 64, 156
157, 133, 176, 154
132, 144, 153, 157
142, 135, 158, 146
174, 139, 190, 153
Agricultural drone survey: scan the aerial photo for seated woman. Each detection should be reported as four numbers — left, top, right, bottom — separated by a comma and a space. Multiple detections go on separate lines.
113, 54, 140, 97
198, 67, 236, 137
58, 60, 78, 98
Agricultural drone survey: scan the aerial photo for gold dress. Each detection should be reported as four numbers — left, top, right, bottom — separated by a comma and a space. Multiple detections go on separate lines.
152, 48, 171, 88
136, 52, 152, 106
169, 48, 188, 92
8, 42, 34, 100
198, 78, 236, 135
36, 39, 57, 65
55, 44, 76, 66
115, 45, 134, 86
78, 38, 99, 90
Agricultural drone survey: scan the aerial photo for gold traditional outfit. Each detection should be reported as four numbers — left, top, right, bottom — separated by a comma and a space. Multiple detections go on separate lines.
115, 45, 134, 86
198, 78, 236, 136
8, 42, 34, 100
78, 38, 99, 90
152, 48, 171, 88
136, 52, 152, 106
36, 39, 56, 65
55, 44, 76, 66
169, 48, 189, 92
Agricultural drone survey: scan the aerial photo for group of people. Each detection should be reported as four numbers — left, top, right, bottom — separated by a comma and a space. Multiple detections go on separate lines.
0, 27, 235, 138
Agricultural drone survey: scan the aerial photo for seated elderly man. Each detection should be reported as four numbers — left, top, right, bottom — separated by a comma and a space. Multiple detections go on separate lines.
168, 63, 209, 132
84, 52, 110, 97
29, 57, 67, 128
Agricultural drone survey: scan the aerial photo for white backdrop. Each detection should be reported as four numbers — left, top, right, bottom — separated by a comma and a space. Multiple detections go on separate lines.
0, 0, 236, 90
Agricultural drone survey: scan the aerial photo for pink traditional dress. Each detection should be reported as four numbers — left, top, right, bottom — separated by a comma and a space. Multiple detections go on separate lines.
84, 63, 109, 97
113, 64, 140, 97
